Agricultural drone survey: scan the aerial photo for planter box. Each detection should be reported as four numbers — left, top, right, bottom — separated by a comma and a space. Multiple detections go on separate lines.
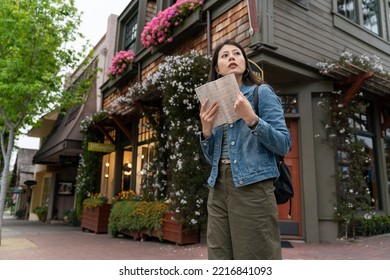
162, 212, 199, 245
151, 9, 204, 54
81, 204, 112, 234
141, 212, 199, 245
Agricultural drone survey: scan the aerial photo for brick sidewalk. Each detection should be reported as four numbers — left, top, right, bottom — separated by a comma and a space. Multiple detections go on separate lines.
1, 217, 390, 260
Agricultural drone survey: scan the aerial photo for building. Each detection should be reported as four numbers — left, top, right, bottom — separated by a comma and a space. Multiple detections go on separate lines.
10, 148, 37, 220
79, 0, 390, 243
27, 14, 118, 222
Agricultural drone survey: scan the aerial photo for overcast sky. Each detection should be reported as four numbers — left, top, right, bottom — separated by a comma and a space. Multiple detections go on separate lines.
16, 1, 130, 150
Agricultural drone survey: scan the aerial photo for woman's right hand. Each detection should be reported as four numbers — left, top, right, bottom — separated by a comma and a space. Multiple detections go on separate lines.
199, 99, 218, 138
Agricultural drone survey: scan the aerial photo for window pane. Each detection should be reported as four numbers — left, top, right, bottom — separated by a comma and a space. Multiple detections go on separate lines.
124, 14, 138, 51
388, 0, 390, 23
362, 0, 380, 34
337, 0, 358, 23
279, 95, 298, 113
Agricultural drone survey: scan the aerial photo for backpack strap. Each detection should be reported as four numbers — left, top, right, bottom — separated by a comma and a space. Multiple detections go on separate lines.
253, 84, 292, 218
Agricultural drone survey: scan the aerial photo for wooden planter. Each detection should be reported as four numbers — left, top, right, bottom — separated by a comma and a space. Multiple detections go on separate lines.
81, 204, 112, 234
141, 212, 200, 245
162, 212, 200, 245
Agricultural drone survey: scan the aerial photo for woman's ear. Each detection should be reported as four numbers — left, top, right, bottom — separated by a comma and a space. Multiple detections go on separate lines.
215, 66, 220, 75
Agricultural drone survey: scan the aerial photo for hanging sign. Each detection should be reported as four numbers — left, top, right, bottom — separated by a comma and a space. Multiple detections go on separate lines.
88, 142, 115, 153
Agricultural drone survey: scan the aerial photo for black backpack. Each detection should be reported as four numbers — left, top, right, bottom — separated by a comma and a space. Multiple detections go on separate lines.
253, 85, 294, 218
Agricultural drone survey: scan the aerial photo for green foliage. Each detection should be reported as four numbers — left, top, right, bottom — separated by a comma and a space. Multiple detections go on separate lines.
75, 110, 108, 219
15, 209, 26, 219
317, 52, 383, 238
115, 51, 211, 230
352, 215, 390, 237
108, 200, 169, 238
0, 0, 93, 228
82, 193, 108, 209
63, 208, 78, 225
32, 205, 48, 222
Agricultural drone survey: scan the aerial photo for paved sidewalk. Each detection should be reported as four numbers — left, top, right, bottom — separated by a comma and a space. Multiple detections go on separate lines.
1, 215, 390, 260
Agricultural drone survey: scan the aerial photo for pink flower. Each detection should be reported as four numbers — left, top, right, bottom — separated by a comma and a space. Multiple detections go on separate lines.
141, 0, 204, 48
108, 49, 135, 79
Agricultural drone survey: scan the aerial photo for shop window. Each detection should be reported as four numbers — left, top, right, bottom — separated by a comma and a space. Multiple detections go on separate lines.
138, 115, 156, 142
134, 115, 157, 193
123, 148, 133, 191
104, 129, 116, 144
280, 94, 298, 114
42, 177, 51, 205
338, 100, 381, 209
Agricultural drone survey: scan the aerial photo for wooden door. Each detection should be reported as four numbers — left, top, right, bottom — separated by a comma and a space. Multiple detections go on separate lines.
278, 119, 302, 238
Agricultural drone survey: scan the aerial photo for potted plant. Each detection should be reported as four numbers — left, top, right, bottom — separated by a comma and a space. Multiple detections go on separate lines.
32, 205, 48, 222
63, 208, 80, 226
81, 193, 111, 233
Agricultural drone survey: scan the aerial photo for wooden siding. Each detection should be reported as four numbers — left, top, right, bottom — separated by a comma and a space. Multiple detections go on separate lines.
273, 0, 390, 70
103, 1, 252, 113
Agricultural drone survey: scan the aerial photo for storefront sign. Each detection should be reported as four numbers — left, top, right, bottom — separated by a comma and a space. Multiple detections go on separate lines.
88, 142, 115, 153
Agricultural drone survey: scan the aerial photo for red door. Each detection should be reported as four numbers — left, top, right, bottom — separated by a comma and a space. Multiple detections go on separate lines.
278, 119, 302, 238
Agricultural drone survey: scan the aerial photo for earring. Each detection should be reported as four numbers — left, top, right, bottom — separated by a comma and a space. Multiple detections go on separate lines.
244, 68, 249, 77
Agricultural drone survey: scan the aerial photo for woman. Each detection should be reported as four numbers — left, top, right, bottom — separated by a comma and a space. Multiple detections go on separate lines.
199, 39, 291, 259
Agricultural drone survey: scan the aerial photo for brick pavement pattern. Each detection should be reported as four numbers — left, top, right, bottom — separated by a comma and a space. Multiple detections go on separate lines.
1, 217, 390, 260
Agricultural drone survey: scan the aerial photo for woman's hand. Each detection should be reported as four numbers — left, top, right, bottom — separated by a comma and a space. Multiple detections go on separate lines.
199, 99, 218, 138
234, 92, 258, 125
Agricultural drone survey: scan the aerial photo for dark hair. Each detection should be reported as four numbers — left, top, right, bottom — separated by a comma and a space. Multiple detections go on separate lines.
208, 39, 263, 85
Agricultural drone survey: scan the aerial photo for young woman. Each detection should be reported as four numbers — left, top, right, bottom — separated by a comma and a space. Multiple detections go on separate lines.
199, 39, 291, 259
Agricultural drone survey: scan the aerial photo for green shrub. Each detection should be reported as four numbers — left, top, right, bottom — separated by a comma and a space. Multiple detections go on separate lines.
108, 200, 169, 238
32, 205, 48, 222
351, 215, 390, 237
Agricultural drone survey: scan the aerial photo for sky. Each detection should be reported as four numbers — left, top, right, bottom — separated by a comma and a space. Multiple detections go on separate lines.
16, 0, 130, 150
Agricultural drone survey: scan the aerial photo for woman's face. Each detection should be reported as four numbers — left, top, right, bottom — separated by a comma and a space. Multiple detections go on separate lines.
215, 44, 246, 85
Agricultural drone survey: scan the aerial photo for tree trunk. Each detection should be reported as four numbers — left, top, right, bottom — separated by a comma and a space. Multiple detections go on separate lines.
0, 126, 16, 246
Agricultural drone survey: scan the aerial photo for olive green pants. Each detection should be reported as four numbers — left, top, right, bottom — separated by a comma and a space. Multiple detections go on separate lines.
207, 164, 282, 260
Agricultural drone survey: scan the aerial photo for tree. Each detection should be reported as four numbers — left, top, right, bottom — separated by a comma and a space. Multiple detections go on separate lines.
0, 0, 91, 245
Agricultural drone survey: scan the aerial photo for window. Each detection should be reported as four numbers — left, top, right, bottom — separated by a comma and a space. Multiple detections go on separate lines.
337, 0, 381, 35
338, 100, 381, 210
279, 95, 298, 114
136, 115, 157, 192
137, 115, 156, 143
289, 0, 309, 9
337, 0, 358, 23
124, 14, 138, 51
362, 0, 380, 34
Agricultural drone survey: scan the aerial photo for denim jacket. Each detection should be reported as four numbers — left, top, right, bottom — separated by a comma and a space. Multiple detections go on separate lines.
200, 84, 291, 188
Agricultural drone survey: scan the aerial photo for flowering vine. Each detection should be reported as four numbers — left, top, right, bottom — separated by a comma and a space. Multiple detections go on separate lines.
75, 110, 110, 219
113, 50, 211, 230
108, 49, 135, 79
316, 51, 390, 238
141, 0, 204, 48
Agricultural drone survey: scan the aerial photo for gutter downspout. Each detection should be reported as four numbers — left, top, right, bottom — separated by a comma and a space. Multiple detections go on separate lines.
207, 10, 211, 56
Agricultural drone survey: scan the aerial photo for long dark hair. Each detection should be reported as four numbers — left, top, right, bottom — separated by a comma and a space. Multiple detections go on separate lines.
208, 39, 263, 85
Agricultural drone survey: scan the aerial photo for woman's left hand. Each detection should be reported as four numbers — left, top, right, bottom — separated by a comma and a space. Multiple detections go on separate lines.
234, 92, 257, 125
